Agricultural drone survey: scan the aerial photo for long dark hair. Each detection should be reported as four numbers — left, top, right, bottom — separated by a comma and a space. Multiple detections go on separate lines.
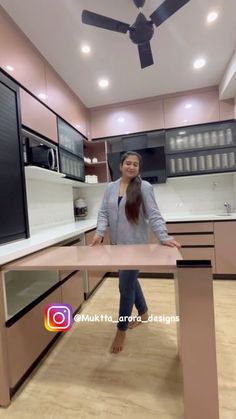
120, 151, 144, 224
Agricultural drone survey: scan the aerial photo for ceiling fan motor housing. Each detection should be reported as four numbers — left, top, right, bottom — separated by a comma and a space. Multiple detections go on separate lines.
129, 13, 154, 44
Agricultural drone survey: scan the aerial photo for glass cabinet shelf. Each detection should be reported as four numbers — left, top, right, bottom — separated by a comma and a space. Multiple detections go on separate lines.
165, 120, 236, 177
165, 121, 236, 155
58, 118, 84, 158
166, 147, 236, 177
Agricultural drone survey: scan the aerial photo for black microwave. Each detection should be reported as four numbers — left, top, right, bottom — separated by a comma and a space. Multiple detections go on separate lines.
22, 129, 59, 172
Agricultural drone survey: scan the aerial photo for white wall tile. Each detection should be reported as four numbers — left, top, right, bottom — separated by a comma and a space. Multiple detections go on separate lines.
26, 179, 74, 232
74, 173, 236, 221
73, 184, 106, 219
153, 173, 235, 215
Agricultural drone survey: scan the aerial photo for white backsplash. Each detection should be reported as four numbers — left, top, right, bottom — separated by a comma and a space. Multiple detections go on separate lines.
26, 172, 236, 233
73, 184, 106, 219
26, 179, 74, 233
74, 173, 236, 220
155, 173, 235, 216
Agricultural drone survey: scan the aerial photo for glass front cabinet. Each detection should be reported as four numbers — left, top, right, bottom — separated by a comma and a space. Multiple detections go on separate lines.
165, 121, 236, 177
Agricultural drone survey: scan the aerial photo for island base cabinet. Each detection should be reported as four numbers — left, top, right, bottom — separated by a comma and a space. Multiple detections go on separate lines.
84, 229, 109, 295
61, 271, 84, 313
6, 287, 61, 388
214, 221, 236, 274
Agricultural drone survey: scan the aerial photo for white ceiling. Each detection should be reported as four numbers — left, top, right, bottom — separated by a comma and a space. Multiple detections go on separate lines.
1, 0, 236, 108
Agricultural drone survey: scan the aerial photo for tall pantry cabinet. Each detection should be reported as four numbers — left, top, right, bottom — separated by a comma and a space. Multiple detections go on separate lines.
0, 70, 29, 245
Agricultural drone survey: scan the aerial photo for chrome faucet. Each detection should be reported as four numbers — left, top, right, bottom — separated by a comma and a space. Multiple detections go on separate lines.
224, 201, 231, 214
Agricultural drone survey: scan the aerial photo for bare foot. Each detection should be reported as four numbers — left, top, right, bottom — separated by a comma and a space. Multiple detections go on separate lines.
128, 312, 149, 329
110, 330, 126, 354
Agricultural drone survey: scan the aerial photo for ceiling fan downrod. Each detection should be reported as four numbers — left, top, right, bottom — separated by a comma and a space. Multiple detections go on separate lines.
133, 0, 146, 9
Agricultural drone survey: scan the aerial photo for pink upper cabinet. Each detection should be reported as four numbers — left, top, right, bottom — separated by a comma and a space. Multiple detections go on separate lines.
45, 63, 89, 138
90, 99, 164, 138
20, 88, 58, 143
219, 98, 235, 121
0, 8, 46, 101
163, 90, 220, 128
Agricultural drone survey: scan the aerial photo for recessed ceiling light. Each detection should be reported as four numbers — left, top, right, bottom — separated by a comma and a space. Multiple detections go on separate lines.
183, 119, 188, 123
185, 103, 192, 109
193, 58, 206, 69
117, 117, 125, 123
38, 93, 47, 100
6, 65, 14, 72
81, 44, 91, 54
98, 79, 109, 88
76, 124, 81, 129
207, 11, 218, 23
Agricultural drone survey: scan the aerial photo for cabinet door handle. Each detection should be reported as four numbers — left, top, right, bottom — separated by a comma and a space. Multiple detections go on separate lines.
49, 148, 55, 170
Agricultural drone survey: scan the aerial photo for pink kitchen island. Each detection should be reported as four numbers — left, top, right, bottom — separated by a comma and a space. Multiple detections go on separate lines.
0, 244, 219, 418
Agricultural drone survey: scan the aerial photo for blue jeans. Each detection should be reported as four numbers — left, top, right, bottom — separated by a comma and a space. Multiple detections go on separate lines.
117, 270, 148, 331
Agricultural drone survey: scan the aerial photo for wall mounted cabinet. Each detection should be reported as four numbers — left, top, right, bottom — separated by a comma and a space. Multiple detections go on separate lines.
58, 117, 85, 182
0, 9, 47, 100
20, 88, 58, 142
45, 64, 88, 137
165, 120, 236, 177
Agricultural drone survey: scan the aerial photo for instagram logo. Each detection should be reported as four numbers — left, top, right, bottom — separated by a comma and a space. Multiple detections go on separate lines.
44, 303, 73, 332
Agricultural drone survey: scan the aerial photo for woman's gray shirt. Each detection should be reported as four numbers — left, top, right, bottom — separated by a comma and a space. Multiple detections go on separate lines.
96, 178, 173, 245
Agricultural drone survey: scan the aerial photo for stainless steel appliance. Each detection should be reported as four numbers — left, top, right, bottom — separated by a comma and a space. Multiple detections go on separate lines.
74, 198, 88, 219
22, 128, 59, 172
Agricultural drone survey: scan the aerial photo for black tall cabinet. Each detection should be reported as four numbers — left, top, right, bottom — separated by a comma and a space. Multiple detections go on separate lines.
0, 70, 29, 245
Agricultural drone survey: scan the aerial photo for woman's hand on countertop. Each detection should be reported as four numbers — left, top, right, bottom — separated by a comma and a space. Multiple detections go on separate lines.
163, 239, 181, 248
90, 234, 103, 246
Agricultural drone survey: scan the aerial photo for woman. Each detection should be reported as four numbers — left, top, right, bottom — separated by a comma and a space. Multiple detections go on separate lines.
91, 151, 180, 354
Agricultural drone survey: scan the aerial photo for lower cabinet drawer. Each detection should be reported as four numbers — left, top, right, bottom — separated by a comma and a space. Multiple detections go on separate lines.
6, 287, 61, 388
61, 271, 84, 313
180, 247, 215, 272
167, 222, 214, 234
175, 234, 214, 246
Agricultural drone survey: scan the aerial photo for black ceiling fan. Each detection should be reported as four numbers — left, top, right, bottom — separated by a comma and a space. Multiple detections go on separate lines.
81, 0, 191, 69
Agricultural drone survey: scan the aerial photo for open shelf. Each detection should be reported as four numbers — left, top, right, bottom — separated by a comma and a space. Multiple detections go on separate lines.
25, 166, 66, 182
25, 166, 107, 187
84, 161, 107, 167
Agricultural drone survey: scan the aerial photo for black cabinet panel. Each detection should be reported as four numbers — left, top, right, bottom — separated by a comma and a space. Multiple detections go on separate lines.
58, 117, 84, 158
0, 71, 29, 245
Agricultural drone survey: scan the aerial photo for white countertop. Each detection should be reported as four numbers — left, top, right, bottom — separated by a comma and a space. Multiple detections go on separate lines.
164, 212, 236, 222
1, 213, 236, 266
0, 219, 97, 266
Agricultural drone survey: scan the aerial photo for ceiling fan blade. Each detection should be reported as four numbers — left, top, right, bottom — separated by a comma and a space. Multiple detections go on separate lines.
138, 42, 154, 69
82, 10, 130, 33
150, 0, 191, 27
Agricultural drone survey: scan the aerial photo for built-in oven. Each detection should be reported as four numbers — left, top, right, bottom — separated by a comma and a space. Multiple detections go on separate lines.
22, 128, 59, 172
